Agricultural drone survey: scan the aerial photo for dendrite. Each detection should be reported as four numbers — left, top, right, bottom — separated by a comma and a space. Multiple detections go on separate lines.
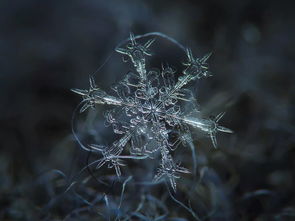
72, 33, 232, 192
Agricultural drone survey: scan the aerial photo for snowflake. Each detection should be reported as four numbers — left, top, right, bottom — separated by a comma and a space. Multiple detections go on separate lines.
72, 33, 233, 192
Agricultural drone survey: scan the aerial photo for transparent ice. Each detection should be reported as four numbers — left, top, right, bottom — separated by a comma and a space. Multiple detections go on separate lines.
72, 33, 233, 192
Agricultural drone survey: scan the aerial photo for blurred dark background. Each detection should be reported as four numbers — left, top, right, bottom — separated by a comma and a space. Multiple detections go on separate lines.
0, 0, 294, 220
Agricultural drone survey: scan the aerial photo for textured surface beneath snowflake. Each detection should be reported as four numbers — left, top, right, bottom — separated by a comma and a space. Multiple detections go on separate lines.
72, 33, 232, 191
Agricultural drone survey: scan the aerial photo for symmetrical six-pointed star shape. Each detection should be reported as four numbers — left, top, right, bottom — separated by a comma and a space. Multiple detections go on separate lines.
72, 33, 232, 191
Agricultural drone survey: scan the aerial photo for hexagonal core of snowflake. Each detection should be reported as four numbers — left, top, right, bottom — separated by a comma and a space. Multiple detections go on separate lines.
72, 33, 233, 192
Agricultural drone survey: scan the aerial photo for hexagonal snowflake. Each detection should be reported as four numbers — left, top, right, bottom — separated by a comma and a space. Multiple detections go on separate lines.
72, 33, 232, 191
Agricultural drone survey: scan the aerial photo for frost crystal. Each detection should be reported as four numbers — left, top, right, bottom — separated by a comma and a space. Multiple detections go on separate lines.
72, 33, 232, 192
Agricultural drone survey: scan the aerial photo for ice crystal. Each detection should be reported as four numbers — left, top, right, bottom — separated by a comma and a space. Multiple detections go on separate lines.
72, 33, 233, 192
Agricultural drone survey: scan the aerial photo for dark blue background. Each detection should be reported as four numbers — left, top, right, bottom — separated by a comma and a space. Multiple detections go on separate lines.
0, 0, 294, 220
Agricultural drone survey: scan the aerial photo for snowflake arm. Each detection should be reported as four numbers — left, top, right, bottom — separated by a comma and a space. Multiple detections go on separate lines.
181, 112, 233, 148
116, 32, 155, 82
170, 49, 212, 94
71, 76, 125, 112
153, 154, 190, 192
